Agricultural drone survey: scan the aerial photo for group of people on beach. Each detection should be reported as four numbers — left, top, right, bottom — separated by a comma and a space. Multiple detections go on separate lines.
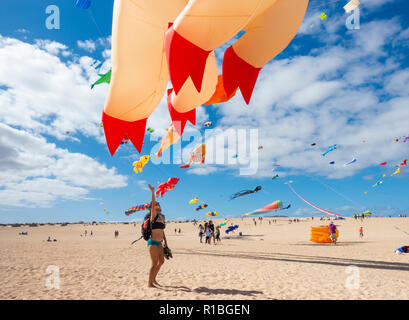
198, 221, 221, 244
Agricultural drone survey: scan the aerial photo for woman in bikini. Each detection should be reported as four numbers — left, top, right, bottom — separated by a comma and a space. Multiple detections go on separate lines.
147, 184, 168, 288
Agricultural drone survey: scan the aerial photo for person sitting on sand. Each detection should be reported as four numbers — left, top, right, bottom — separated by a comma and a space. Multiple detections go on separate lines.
328, 222, 337, 245
147, 184, 168, 288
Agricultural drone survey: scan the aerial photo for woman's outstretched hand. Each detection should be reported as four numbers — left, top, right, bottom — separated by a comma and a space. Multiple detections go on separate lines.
148, 184, 155, 192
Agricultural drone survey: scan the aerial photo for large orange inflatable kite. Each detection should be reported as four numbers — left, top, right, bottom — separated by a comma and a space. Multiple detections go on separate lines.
310, 227, 339, 244
102, 0, 309, 155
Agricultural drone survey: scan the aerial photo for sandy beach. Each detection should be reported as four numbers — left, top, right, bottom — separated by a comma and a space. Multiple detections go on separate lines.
1, 217, 408, 300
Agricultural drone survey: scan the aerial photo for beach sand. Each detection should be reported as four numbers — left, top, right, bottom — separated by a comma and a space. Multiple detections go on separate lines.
1, 217, 408, 300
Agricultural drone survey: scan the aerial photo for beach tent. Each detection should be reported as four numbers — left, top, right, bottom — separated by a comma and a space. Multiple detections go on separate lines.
310, 226, 339, 243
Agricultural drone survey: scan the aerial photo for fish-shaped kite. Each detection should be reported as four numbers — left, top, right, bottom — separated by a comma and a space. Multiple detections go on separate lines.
189, 198, 199, 205
204, 122, 212, 127
372, 181, 383, 187
272, 174, 279, 180
156, 124, 181, 159
179, 144, 206, 169
379, 162, 387, 165
156, 177, 180, 198
230, 186, 261, 200
322, 144, 337, 156
132, 155, 150, 173
196, 204, 208, 211
400, 160, 407, 166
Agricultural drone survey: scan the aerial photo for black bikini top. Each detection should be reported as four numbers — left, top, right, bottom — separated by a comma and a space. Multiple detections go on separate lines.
151, 213, 166, 230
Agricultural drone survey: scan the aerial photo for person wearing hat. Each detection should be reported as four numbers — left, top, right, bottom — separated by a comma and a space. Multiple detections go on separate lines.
328, 221, 337, 245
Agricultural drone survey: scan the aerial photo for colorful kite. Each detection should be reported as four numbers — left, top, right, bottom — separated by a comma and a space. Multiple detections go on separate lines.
125, 203, 151, 215
258, 146, 263, 150
380, 162, 387, 165
206, 211, 218, 217
180, 144, 206, 169
372, 181, 383, 187
156, 124, 181, 159
91, 69, 111, 89
156, 177, 180, 198
132, 155, 150, 173
101, 0, 309, 155
225, 225, 239, 234
242, 200, 291, 217
196, 204, 208, 211
391, 168, 401, 176
230, 186, 262, 200
204, 122, 212, 127
320, 13, 327, 20
189, 198, 199, 205
286, 183, 343, 217
400, 160, 407, 166
147, 127, 154, 133
322, 145, 337, 157
272, 174, 279, 180
344, 158, 357, 166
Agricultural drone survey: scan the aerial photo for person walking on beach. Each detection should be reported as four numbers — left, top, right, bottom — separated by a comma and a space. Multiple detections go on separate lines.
204, 222, 211, 244
198, 224, 204, 243
147, 184, 169, 288
328, 222, 337, 245
359, 226, 364, 239
208, 220, 216, 244
215, 226, 221, 243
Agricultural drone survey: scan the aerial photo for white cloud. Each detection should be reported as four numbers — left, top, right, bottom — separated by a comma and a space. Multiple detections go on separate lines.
77, 39, 96, 52
0, 123, 127, 207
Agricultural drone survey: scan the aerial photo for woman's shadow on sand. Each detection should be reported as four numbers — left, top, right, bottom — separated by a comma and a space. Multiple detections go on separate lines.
156, 284, 263, 297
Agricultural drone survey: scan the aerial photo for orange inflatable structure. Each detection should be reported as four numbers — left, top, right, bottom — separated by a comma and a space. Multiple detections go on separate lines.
102, 0, 309, 155
310, 227, 339, 243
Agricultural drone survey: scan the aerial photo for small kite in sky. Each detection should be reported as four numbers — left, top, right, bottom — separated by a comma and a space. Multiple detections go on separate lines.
322, 144, 337, 156
344, 158, 357, 166
132, 155, 149, 173
156, 177, 179, 198
329, 161, 335, 165
400, 160, 407, 166
320, 13, 327, 20
91, 69, 111, 89
311, 143, 316, 146
180, 144, 206, 169
205, 211, 218, 217
189, 198, 199, 205
230, 186, 262, 200
204, 122, 212, 127
380, 162, 387, 165
344, 0, 360, 13
196, 204, 208, 211
147, 127, 154, 133
391, 168, 401, 176
372, 181, 383, 188
272, 174, 279, 180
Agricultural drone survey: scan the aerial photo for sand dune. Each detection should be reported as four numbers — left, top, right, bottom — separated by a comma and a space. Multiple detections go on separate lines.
1, 217, 408, 300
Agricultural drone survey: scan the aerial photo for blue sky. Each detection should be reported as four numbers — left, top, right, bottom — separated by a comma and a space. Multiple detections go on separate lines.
0, 0, 408, 223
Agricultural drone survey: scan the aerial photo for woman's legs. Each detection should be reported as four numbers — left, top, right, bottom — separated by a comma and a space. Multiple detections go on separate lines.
148, 244, 164, 287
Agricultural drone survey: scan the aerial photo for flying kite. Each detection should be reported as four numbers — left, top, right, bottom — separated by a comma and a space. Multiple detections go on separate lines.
242, 200, 291, 217
132, 155, 150, 173
205, 211, 218, 217
232, 154, 238, 159
156, 124, 181, 159
230, 186, 262, 200
101, 0, 309, 155
372, 181, 383, 187
344, 158, 357, 166
391, 168, 401, 176
204, 122, 212, 127
75, 0, 91, 10
322, 145, 337, 156
196, 204, 208, 211
125, 203, 151, 215
272, 174, 279, 180
156, 177, 180, 198
147, 127, 154, 133
90, 60, 102, 69
225, 225, 239, 234
286, 182, 343, 217
319, 13, 327, 20
400, 160, 407, 166
189, 198, 199, 205
258, 146, 263, 150
180, 144, 206, 169
344, 0, 360, 13
329, 161, 335, 165
203, 75, 237, 106
91, 69, 111, 89
380, 162, 387, 165
311, 143, 316, 146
